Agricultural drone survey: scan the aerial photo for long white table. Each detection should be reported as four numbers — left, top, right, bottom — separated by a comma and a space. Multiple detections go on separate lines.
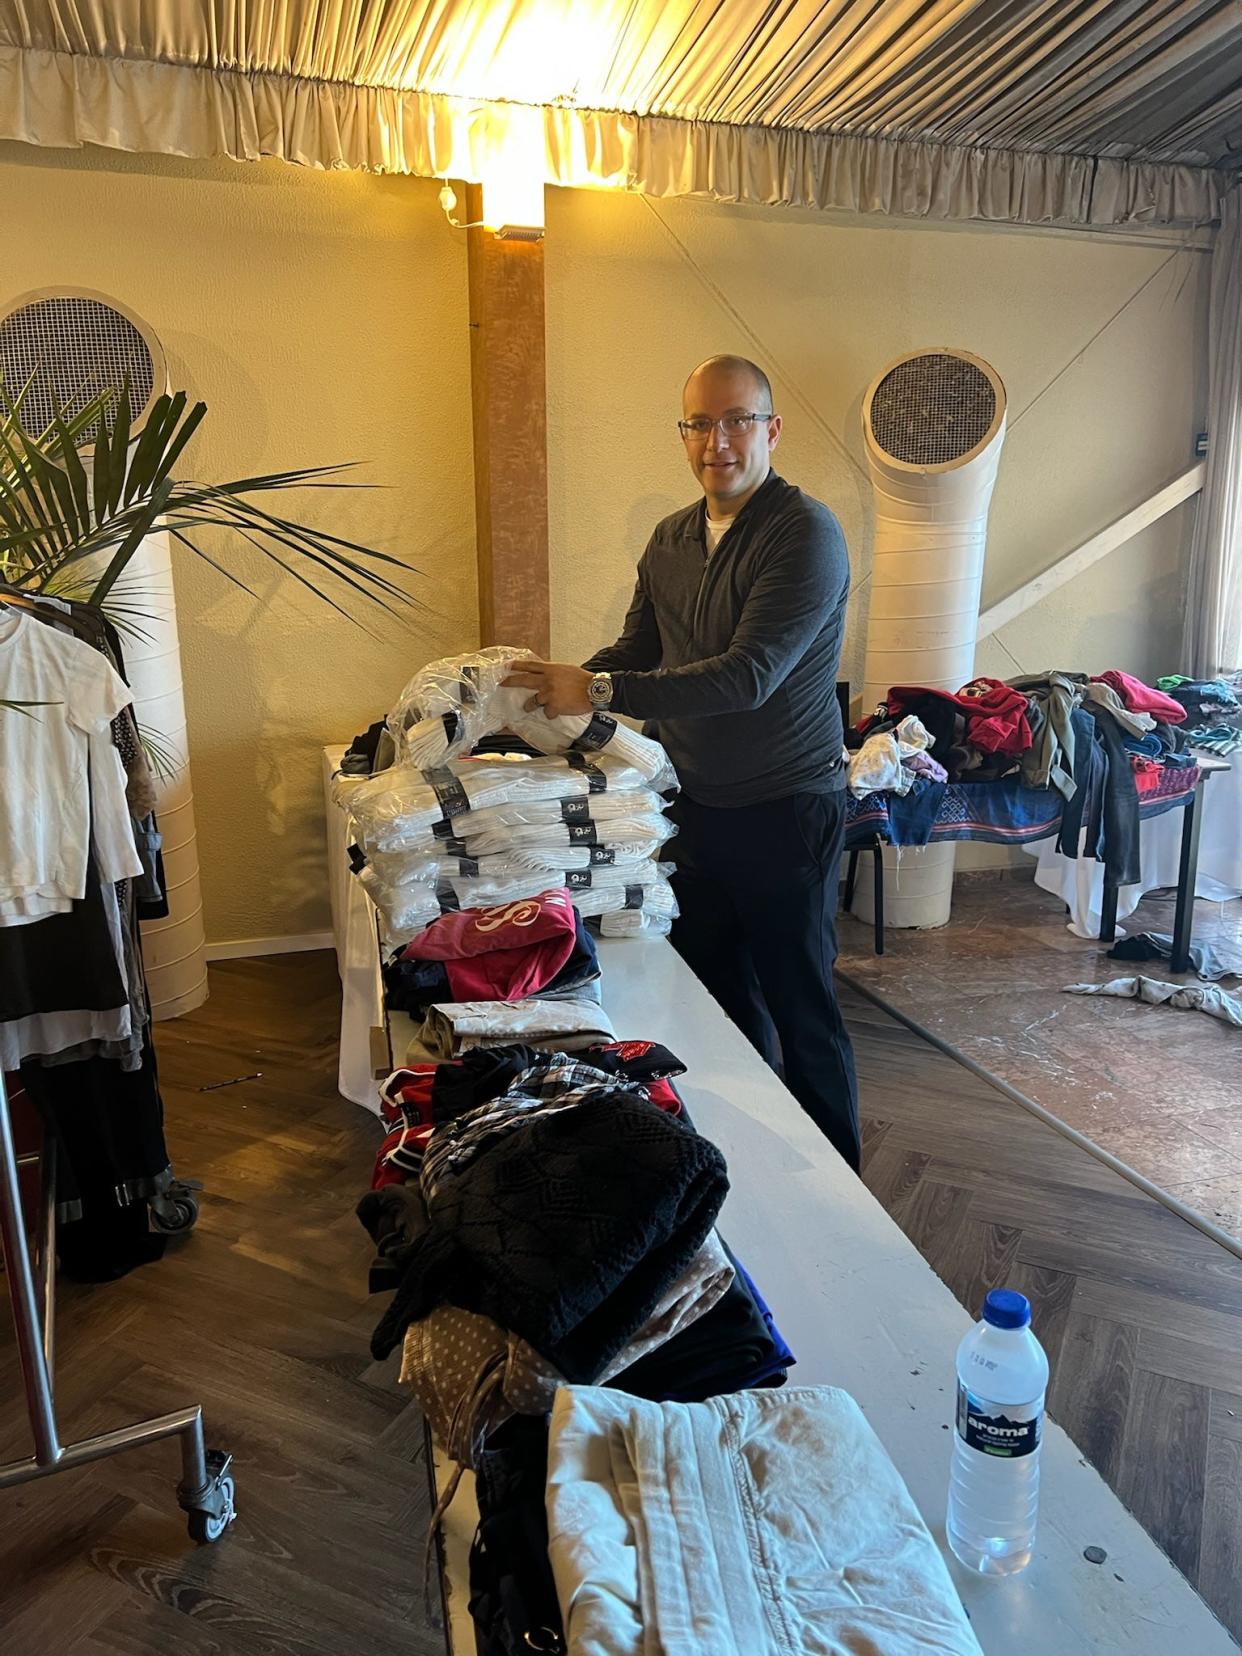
411, 942, 1237, 1656
324, 746, 1235, 1653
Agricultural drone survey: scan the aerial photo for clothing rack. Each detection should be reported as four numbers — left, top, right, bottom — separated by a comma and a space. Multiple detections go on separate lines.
0, 1067, 236, 1541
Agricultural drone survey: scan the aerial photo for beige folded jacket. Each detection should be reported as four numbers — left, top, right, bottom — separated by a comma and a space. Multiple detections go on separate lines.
546, 1384, 984, 1656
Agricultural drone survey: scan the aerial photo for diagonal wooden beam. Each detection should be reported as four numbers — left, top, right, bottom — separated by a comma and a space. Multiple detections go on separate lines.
977, 464, 1204, 640
465, 183, 550, 655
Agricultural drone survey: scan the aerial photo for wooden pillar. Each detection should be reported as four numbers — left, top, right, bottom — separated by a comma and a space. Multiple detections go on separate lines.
465, 183, 550, 655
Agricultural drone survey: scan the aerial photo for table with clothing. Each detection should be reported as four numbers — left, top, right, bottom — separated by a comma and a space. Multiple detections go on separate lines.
331, 665, 991, 1656
844, 669, 1239, 947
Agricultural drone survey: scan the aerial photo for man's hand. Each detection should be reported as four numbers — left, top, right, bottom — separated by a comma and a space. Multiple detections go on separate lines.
502, 660, 595, 718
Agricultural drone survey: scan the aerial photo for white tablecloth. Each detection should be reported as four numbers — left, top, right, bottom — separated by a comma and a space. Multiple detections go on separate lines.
1023, 751, 1242, 937
323, 746, 387, 1109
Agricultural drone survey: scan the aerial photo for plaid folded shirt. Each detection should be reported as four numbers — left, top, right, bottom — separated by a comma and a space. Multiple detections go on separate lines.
420, 1060, 650, 1203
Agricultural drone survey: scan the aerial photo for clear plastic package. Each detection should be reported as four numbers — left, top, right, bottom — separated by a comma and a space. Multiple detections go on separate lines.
386, 646, 675, 786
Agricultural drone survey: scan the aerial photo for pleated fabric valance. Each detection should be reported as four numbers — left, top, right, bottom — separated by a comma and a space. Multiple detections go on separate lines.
2, 1, 1237, 230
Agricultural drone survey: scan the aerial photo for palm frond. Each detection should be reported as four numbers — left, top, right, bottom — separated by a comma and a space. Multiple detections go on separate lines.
0, 385, 419, 622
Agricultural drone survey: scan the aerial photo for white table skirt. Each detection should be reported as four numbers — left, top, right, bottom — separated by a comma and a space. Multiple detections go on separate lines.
1023, 750, 1241, 937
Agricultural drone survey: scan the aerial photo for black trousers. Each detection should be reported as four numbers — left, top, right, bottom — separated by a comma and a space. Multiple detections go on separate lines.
667, 790, 861, 1171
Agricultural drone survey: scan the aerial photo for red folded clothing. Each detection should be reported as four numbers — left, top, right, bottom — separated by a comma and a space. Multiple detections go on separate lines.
886, 677, 1032, 756
378, 1067, 437, 1129
399, 887, 578, 1001
373, 1122, 434, 1187
1091, 670, 1186, 724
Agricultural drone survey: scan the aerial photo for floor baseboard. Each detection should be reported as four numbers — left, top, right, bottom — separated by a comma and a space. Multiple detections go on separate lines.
205, 931, 336, 962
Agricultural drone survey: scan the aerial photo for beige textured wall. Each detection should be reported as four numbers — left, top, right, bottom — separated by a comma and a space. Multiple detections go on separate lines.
543, 186, 1208, 870
0, 142, 478, 943
0, 144, 1208, 937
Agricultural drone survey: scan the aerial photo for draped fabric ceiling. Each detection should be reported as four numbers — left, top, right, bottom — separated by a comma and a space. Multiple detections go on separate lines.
3, 1, 1241, 229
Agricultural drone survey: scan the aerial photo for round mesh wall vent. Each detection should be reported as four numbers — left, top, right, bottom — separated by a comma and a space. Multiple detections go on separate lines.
867, 352, 998, 467
0, 289, 165, 448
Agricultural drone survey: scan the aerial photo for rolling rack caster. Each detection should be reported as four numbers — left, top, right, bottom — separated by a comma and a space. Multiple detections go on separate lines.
150, 1177, 203, 1235
0, 1070, 237, 1544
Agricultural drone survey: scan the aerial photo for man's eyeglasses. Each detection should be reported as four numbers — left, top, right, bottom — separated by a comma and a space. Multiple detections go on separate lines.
677, 413, 775, 441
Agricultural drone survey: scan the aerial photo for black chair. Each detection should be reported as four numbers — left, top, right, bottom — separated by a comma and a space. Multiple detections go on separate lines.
837, 681, 885, 955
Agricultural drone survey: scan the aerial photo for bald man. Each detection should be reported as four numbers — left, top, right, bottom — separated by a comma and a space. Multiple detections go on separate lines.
505, 355, 859, 1170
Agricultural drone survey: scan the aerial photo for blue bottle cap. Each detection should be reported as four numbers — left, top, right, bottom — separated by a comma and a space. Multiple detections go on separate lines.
982, 1289, 1031, 1330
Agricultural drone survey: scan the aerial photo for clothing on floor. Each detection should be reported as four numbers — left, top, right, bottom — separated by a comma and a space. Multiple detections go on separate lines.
1108, 931, 1240, 983
1066, 974, 1242, 1026
667, 790, 860, 1171
544, 1384, 985, 1656
370, 1088, 729, 1380
584, 471, 849, 809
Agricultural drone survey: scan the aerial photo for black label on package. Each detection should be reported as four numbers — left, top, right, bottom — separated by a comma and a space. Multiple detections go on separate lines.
347, 842, 367, 874
567, 822, 599, 845
561, 797, 591, 824
572, 712, 618, 753
441, 710, 461, 746
460, 664, 479, 705
566, 753, 607, 792
437, 886, 461, 914
956, 1384, 1041, 1459
565, 869, 593, 890
456, 857, 480, 877
441, 835, 468, 856
424, 767, 469, 818
624, 884, 644, 910
589, 846, 616, 866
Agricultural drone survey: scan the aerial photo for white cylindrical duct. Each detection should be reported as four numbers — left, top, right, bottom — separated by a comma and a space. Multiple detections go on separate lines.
857, 350, 1007, 930
125, 532, 209, 1020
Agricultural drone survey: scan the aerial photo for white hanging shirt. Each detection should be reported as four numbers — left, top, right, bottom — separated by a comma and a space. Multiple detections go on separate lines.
0, 609, 137, 908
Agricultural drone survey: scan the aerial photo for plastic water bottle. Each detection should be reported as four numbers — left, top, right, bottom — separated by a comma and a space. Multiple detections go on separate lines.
947, 1288, 1049, 1576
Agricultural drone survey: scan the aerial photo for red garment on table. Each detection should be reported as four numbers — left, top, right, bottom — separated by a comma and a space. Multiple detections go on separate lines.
1091, 670, 1186, 724
373, 1122, 434, 1187
378, 1067, 437, 1129
885, 678, 1032, 755
399, 887, 577, 1001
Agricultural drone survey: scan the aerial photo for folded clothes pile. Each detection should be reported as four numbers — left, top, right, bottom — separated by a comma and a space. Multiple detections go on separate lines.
336, 733, 681, 942
386, 646, 672, 776
545, 1384, 984, 1656
1157, 672, 1242, 757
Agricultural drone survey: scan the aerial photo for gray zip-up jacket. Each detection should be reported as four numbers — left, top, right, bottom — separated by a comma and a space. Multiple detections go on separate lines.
584, 470, 850, 808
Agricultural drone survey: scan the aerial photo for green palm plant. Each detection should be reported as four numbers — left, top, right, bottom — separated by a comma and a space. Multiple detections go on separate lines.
0, 375, 414, 622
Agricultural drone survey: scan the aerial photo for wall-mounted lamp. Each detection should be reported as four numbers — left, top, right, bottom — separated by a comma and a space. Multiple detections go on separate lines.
438, 103, 547, 241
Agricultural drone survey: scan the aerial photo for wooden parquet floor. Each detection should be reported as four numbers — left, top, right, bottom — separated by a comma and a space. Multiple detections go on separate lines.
3, 953, 1240, 1650
846, 981, 1242, 1647
0, 954, 442, 1656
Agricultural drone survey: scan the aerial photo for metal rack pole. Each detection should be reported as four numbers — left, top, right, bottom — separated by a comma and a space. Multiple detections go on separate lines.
0, 1070, 236, 1538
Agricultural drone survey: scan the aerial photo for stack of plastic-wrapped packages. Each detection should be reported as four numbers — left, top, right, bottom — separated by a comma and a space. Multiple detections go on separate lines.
334, 648, 680, 942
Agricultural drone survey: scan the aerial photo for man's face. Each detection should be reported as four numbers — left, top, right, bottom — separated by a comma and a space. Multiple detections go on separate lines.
681, 367, 782, 509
